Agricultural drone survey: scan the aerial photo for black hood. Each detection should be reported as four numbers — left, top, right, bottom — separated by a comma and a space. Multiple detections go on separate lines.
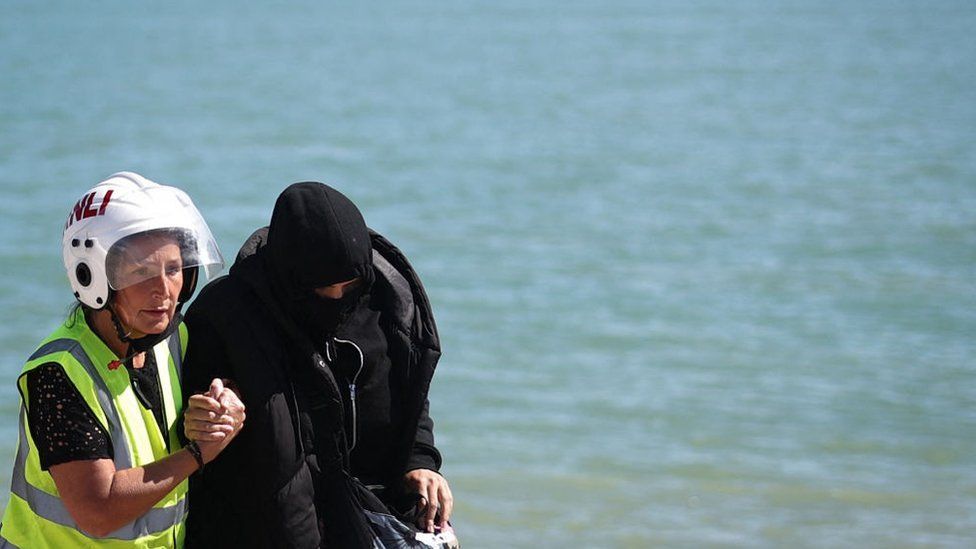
264, 182, 373, 298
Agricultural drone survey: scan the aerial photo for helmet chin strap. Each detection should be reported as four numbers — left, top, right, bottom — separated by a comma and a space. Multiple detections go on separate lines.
105, 302, 180, 370
109, 304, 134, 344
106, 304, 138, 370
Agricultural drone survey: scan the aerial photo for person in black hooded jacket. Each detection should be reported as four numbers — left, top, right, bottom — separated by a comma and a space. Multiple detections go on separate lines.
181, 182, 453, 548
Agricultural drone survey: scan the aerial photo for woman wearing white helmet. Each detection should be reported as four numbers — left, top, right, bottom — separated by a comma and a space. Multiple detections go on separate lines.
0, 172, 244, 548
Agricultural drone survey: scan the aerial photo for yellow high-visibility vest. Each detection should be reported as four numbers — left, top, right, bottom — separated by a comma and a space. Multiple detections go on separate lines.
0, 307, 188, 548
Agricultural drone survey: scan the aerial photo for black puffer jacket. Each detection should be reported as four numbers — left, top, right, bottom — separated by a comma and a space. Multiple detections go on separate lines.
182, 222, 442, 548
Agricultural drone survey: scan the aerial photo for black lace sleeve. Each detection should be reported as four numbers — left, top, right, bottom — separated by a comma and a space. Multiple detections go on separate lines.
25, 362, 113, 470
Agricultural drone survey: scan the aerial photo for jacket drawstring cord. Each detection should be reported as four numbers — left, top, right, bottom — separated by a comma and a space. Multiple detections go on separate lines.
332, 337, 365, 452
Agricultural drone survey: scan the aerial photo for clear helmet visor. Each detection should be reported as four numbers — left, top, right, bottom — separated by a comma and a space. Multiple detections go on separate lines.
106, 226, 223, 292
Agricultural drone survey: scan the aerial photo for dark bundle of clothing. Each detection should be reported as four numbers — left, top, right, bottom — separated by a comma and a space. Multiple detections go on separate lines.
182, 183, 443, 548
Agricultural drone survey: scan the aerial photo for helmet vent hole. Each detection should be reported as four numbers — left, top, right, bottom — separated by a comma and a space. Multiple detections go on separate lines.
71, 239, 80, 247
96, 297, 103, 305
75, 263, 92, 287
84, 239, 94, 248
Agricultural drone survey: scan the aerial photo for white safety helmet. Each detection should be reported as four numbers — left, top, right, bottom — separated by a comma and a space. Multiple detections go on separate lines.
62, 172, 224, 309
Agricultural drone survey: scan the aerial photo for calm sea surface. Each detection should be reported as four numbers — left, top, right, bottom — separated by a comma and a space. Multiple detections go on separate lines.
1, 1, 974, 547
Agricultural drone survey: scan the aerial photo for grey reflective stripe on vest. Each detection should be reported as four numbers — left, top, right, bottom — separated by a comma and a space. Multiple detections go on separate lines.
10, 414, 187, 540
29, 339, 132, 470
167, 331, 183, 385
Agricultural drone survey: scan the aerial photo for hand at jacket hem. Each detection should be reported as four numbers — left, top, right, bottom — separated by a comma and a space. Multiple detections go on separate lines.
404, 468, 453, 533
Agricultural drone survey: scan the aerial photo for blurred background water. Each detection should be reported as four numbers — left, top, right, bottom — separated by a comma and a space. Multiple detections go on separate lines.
1, 0, 974, 547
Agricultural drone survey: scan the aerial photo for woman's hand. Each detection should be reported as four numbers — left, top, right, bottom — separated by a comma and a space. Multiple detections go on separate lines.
183, 378, 245, 463
53, 379, 245, 539
404, 469, 454, 532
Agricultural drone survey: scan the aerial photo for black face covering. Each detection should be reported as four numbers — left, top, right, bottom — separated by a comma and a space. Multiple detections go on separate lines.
294, 284, 369, 342
262, 182, 374, 340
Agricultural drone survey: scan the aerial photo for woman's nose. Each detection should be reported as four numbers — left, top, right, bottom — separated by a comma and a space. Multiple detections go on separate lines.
147, 273, 168, 297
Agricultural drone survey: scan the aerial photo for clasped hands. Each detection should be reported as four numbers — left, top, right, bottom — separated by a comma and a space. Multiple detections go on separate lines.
183, 378, 246, 464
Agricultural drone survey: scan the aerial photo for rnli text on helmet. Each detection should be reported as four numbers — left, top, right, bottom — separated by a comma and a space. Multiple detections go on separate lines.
65, 190, 114, 231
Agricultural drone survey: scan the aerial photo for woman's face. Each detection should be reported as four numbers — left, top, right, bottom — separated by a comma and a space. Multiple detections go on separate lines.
111, 236, 183, 338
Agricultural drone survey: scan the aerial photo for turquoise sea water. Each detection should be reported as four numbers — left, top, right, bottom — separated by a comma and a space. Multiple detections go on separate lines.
2, 1, 975, 547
